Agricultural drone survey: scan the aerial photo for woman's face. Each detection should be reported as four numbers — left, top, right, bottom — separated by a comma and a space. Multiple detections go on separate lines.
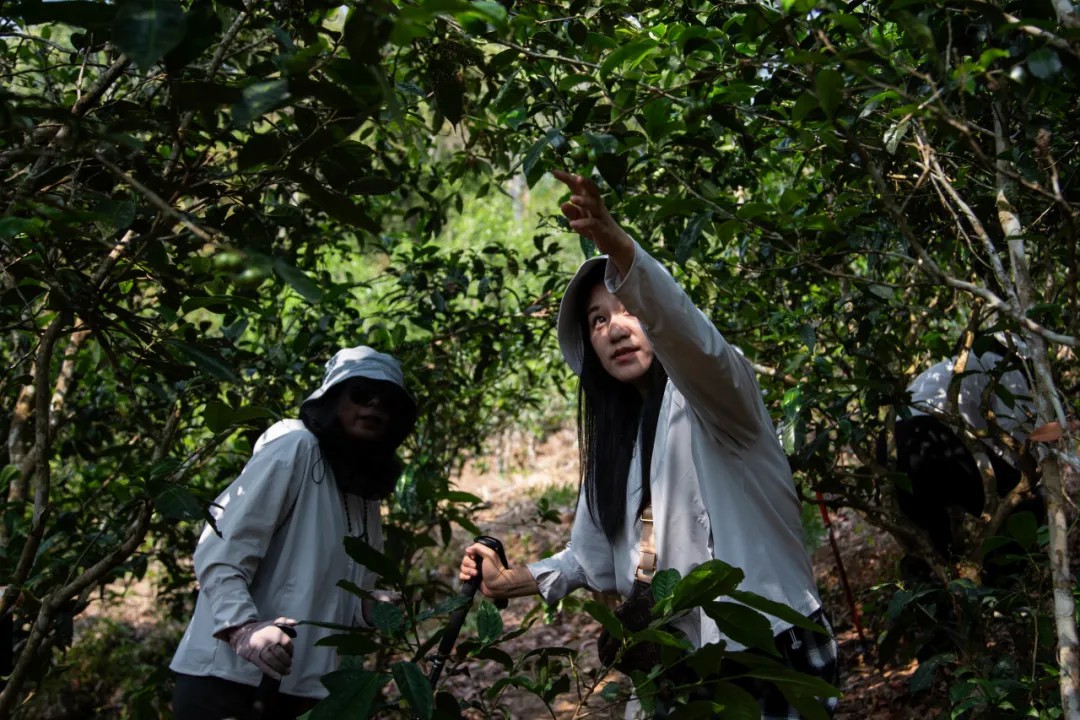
585, 283, 654, 391
336, 379, 393, 442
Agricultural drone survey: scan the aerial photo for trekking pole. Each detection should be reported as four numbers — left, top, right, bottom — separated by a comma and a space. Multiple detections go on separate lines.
426, 535, 509, 689
252, 624, 298, 719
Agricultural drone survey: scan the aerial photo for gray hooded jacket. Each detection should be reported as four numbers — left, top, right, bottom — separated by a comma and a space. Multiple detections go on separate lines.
170, 347, 409, 698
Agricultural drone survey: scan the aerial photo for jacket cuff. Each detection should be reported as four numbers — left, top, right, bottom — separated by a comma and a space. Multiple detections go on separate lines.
527, 554, 585, 605
206, 576, 259, 638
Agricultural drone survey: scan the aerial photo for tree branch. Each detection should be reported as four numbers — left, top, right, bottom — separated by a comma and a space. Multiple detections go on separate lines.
843, 131, 1077, 348
94, 152, 220, 242
0, 310, 71, 621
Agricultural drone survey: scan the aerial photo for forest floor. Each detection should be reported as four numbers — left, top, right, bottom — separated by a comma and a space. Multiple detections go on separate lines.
429, 427, 936, 720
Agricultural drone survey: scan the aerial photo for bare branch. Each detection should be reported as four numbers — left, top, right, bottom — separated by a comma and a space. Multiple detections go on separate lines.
843, 131, 1078, 348
914, 125, 1017, 305
165, 5, 253, 178
93, 152, 221, 243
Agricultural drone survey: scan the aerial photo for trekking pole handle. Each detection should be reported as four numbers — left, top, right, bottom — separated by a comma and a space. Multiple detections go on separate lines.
427, 535, 509, 687
471, 535, 509, 610
253, 624, 298, 718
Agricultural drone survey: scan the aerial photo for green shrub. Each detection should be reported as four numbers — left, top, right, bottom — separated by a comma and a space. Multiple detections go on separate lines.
15, 618, 183, 720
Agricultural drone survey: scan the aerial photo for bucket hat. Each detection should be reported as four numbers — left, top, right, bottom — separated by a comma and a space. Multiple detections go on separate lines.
301, 346, 417, 428
556, 256, 609, 376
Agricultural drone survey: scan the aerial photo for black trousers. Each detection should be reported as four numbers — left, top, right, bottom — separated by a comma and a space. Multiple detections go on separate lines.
172, 672, 318, 720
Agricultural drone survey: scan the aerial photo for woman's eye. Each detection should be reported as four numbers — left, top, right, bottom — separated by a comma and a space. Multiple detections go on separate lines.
591, 315, 606, 327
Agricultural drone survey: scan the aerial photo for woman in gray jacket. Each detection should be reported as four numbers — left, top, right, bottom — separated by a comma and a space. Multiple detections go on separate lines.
460, 172, 838, 717
170, 346, 416, 719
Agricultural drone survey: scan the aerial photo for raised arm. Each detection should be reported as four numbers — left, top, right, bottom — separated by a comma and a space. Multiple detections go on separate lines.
610, 245, 768, 446
553, 170, 769, 446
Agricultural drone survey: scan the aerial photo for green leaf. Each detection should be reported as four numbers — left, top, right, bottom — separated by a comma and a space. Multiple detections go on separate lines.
886, 589, 914, 620
232, 79, 292, 128
392, 662, 434, 719
596, 152, 628, 191
1005, 510, 1038, 550
112, 0, 187, 72
522, 129, 564, 188
0, 466, 18, 489
670, 559, 744, 613
600, 38, 660, 78
1026, 48, 1062, 80
433, 75, 464, 126
909, 652, 953, 694
166, 340, 238, 382
343, 537, 403, 583
584, 599, 624, 640
476, 601, 503, 643
273, 258, 324, 303
314, 631, 380, 655
93, 198, 135, 233
173, 81, 242, 111
883, 119, 909, 155
0, 217, 44, 238
471, 646, 514, 669
815, 68, 843, 120
701, 601, 778, 653
651, 568, 681, 603
312, 669, 388, 720
798, 324, 816, 354
632, 627, 691, 650
733, 652, 841, 698
17, 1, 117, 32
727, 591, 828, 635
568, 20, 588, 45
237, 133, 281, 170
148, 479, 204, 521
371, 601, 405, 636
735, 202, 770, 220
676, 212, 710, 265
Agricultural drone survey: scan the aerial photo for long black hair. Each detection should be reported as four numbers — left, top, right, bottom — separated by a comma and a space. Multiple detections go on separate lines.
575, 263, 668, 542
299, 381, 415, 499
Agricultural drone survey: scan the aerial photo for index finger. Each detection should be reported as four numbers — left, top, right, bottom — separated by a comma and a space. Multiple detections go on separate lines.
551, 169, 587, 193
465, 542, 500, 564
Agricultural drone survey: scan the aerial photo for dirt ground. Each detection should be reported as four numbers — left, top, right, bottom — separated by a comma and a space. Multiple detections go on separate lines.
433, 427, 932, 720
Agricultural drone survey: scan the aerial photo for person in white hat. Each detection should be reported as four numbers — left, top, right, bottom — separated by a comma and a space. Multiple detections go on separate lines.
170, 346, 416, 719
460, 171, 837, 717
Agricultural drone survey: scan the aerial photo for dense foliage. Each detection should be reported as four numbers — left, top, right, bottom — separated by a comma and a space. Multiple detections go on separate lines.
1, 0, 1077, 717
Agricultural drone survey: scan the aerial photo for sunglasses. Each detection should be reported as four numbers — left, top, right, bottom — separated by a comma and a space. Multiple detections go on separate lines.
345, 379, 402, 413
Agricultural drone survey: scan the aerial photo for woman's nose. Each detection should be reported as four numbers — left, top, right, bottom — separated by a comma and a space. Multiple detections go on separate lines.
608, 316, 630, 341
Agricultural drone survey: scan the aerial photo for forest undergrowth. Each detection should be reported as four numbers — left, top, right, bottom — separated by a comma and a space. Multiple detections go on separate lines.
41, 427, 952, 719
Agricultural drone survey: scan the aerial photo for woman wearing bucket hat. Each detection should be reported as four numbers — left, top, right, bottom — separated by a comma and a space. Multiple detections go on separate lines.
460, 171, 838, 717
170, 346, 416, 719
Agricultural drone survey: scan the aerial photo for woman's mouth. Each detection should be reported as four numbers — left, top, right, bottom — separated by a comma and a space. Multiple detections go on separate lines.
356, 411, 388, 427
612, 347, 637, 362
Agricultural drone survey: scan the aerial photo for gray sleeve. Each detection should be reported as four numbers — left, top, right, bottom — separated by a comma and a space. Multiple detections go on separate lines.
609, 241, 767, 446
528, 491, 616, 604
193, 429, 311, 636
